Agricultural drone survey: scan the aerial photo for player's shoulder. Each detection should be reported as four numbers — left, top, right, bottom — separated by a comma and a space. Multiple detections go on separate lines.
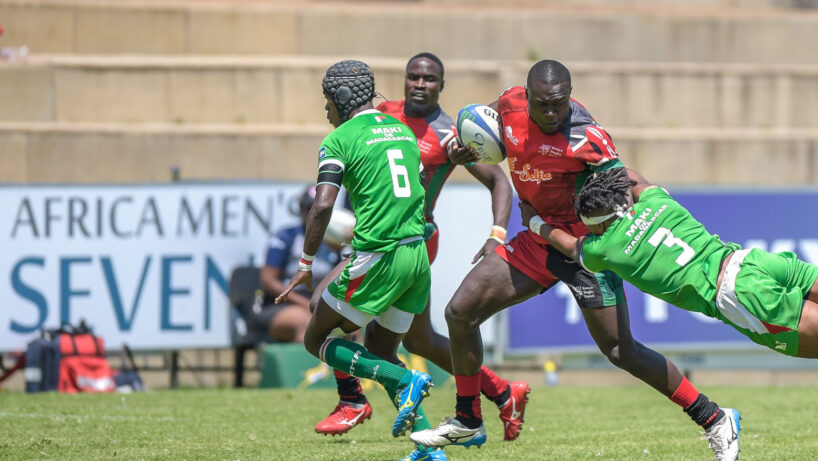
499, 85, 525, 99
640, 185, 672, 201
497, 86, 528, 113
377, 99, 405, 117
567, 100, 600, 130
425, 105, 454, 128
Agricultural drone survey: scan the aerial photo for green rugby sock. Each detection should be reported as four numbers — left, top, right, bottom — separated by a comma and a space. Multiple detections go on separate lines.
320, 338, 408, 393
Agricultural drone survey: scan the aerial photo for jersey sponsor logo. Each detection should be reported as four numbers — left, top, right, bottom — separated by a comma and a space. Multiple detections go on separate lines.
624, 205, 668, 256
538, 144, 563, 157
508, 157, 552, 183
371, 126, 403, 136
504, 126, 519, 146
319, 147, 327, 159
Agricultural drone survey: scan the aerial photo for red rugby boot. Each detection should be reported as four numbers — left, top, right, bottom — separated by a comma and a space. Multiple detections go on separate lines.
315, 401, 373, 435
498, 381, 531, 441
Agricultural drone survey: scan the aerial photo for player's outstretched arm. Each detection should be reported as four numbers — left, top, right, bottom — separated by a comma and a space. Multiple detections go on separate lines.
465, 161, 513, 263
518, 201, 583, 262
276, 184, 339, 303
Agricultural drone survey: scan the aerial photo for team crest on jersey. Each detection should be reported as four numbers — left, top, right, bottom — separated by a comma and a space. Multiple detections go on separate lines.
374, 115, 386, 123
504, 126, 519, 146
538, 144, 563, 157
318, 147, 326, 159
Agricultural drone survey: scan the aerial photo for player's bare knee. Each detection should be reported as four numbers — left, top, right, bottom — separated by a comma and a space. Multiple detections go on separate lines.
444, 303, 477, 331
600, 343, 623, 367
304, 338, 321, 358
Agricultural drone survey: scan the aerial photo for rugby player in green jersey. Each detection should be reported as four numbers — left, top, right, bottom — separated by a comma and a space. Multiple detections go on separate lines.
522, 167, 818, 460
276, 60, 446, 460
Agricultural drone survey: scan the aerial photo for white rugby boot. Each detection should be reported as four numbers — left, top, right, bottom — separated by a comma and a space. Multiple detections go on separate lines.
409, 417, 487, 448
704, 408, 741, 461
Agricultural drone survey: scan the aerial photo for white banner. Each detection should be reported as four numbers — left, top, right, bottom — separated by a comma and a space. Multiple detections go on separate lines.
1, 183, 304, 351
1, 181, 498, 352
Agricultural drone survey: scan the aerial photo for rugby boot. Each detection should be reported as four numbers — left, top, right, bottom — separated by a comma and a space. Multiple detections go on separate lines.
399, 446, 447, 461
498, 380, 530, 441
705, 408, 741, 461
314, 401, 373, 435
409, 416, 487, 448
393, 370, 433, 437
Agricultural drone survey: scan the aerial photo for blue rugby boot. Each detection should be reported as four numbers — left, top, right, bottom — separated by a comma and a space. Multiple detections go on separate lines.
399, 446, 447, 461
392, 370, 433, 437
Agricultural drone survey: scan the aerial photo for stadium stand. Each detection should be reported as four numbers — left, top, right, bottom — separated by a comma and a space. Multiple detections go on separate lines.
2, 0, 818, 388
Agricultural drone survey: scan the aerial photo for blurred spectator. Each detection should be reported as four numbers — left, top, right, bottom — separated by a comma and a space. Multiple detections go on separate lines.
0, 23, 29, 62
249, 185, 342, 342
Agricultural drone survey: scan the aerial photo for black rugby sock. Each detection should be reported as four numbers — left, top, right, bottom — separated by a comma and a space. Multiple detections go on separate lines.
455, 395, 483, 429
684, 393, 724, 429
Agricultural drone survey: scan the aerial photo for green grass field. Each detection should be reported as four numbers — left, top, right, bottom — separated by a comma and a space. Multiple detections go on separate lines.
2, 384, 817, 460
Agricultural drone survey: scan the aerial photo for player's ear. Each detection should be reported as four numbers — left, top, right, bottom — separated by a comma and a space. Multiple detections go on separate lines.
440, 78, 445, 93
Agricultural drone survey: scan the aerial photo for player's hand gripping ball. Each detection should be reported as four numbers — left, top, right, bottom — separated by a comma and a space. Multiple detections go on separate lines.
456, 104, 506, 165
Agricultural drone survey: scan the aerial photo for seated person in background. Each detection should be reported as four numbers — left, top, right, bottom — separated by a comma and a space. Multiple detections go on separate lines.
251, 185, 342, 342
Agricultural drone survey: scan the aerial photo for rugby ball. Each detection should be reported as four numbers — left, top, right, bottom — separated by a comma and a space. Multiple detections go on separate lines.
324, 207, 355, 248
456, 104, 506, 165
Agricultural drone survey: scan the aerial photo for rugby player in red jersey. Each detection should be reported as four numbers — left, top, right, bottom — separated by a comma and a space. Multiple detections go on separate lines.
410, 60, 739, 461
314, 53, 531, 447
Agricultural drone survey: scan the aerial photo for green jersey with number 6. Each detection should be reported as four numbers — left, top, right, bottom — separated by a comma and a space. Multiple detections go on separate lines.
580, 187, 738, 319
317, 109, 425, 253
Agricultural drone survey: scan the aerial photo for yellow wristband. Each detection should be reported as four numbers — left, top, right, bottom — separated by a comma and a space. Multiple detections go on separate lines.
489, 225, 507, 243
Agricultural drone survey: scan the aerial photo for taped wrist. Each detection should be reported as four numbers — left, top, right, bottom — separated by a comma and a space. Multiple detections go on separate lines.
489, 225, 506, 244
298, 252, 315, 272
529, 216, 545, 236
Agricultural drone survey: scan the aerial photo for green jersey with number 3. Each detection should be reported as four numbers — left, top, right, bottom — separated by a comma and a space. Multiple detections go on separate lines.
581, 187, 738, 319
318, 109, 425, 253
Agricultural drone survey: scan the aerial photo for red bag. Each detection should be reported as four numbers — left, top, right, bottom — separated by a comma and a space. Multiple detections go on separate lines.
57, 333, 115, 393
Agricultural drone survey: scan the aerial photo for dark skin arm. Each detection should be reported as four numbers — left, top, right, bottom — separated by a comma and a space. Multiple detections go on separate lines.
463, 161, 512, 263
275, 184, 339, 303
261, 265, 310, 308
519, 168, 654, 263
627, 167, 651, 201
518, 201, 585, 263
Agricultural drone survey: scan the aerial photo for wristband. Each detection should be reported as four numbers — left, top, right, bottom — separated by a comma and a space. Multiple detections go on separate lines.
489, 225, 507, 244
528, 216, 545, 236
298, 252, 315, 272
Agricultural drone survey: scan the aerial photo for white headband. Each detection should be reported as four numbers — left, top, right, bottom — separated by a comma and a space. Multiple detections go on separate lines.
580, 204, 630, 226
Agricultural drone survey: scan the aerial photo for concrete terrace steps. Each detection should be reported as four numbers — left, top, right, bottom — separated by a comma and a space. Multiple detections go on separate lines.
3, 55, 818, 129
2, 0, 818, 62
2, 121, 817, 185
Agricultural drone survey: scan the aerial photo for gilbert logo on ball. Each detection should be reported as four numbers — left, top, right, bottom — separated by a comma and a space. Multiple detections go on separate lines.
456, 104, 506, 165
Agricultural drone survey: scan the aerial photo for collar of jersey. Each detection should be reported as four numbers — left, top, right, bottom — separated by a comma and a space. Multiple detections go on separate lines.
352, 109, 381, 119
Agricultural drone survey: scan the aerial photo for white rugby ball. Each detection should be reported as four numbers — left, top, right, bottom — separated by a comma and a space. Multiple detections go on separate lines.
456, 104, 506, 165
324, 208, 355, 248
